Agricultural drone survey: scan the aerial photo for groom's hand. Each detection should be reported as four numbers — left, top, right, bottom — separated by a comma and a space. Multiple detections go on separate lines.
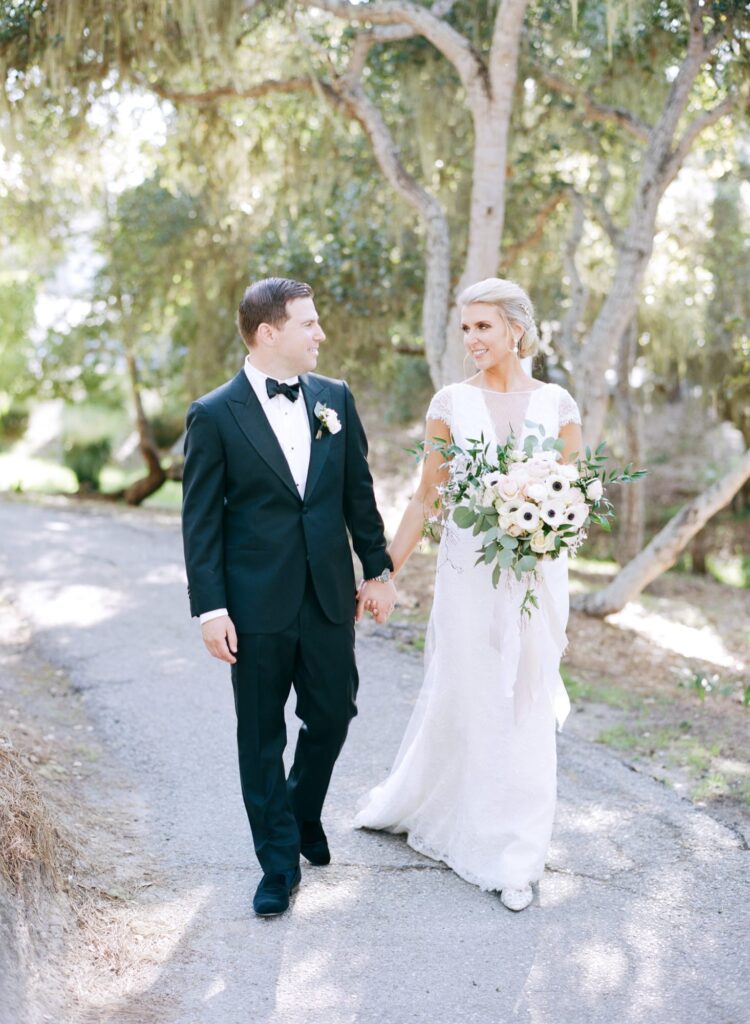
356, 579, 397, 625
201, 615, 238, 664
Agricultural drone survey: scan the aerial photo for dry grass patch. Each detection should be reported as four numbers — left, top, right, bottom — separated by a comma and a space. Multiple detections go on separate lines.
0, 736, 67, 893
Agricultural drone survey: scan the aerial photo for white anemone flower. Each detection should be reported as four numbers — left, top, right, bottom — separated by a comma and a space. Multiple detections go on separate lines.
540, 499, 566, 527
514, 502, 541, 532
562, 503, 589, 529
559, 463, 579, 481
498, 499, 522, 519
546, 473, 570, 498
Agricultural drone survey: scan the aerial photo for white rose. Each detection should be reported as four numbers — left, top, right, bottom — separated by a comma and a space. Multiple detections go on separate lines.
526, 458, 550, 480
564, 490, 580, 507
530, 529, 548, 554
526, 482, 548, 503
498, 476, 521, 500
509, 449, 526, 462
507, 522, 523, 537
327, 410, 342, 434
481, 485, 498, 507
586, 478, 604, 501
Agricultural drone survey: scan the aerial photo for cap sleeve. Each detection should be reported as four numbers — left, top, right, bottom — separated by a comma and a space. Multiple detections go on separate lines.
426, 386, 452, 428
558, 387, 581, 427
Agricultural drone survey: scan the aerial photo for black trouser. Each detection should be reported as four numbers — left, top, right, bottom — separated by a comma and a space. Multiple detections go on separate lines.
230, 570, 358, 877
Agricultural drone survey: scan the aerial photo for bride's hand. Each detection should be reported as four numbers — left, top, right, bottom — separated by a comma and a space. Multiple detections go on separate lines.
356, 579, 397, 624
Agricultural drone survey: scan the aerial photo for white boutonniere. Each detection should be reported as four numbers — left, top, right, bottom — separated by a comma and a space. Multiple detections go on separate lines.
314, 401, 342, 440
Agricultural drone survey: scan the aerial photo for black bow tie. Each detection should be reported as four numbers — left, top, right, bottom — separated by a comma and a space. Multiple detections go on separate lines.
266, 378, 300, 403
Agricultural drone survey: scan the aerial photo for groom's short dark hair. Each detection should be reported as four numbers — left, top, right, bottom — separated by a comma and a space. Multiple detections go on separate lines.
237, 277, 314, 346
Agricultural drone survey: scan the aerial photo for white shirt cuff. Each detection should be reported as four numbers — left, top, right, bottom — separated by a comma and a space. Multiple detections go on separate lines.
199, 608, 228, 625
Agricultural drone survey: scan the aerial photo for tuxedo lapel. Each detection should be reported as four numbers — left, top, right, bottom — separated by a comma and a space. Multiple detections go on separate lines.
301, 375, 332, 501
226, 371, 301, 499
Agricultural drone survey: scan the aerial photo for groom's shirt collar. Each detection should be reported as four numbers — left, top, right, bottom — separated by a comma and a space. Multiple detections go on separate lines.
243, 355, 300, 407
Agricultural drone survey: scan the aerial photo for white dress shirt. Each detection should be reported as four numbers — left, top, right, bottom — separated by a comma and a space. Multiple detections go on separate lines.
199, 356, 312, 625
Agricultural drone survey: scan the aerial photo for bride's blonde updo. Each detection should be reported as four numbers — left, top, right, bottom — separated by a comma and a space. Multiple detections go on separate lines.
458, 278, 540, 359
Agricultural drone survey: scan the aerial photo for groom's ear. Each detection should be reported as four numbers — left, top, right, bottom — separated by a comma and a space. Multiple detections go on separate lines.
255, 321, 276, 349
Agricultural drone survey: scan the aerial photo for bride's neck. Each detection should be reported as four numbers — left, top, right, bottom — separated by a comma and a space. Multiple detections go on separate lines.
478, 361, 531, 392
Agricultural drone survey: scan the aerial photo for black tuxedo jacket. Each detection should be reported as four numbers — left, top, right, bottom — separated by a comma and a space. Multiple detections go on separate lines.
181, 369, 392, 633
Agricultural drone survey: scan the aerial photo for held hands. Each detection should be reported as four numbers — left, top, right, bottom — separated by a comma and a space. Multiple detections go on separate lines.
201, 614, 238, 664
355, 578, 397, 625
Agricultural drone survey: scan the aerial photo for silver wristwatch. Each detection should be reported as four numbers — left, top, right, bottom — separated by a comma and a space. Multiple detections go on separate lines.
370, 568, 392, 584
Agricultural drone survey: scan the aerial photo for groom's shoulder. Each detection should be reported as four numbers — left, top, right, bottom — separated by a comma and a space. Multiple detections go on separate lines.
191, 371, 245, 412
306, 372, 349, 395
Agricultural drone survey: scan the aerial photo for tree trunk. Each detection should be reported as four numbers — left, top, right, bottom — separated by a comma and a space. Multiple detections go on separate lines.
442, 1, 529, 382
689, 529, 708, 574
442, 101, 517, 383
121, 350, 166, 506
578, 11, 716, 442
574, 449, 750, 617
614, 318, 645, 564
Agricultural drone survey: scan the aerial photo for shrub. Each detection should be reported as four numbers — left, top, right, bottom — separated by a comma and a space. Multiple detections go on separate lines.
62, 439, 111, 492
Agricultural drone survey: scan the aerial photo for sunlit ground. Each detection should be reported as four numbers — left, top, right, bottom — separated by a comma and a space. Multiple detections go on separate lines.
609, 601, 743, 670
0, 453, 182, 509
0, 452, 77, 493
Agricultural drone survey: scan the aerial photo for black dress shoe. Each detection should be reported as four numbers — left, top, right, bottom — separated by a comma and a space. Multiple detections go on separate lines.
300, 821, 331, 866
253, 866, 301, 917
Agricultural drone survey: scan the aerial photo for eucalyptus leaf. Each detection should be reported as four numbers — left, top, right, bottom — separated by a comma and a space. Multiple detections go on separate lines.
497, 547, 515, 569
484, 541, 499, 562
452, 506, 476, 528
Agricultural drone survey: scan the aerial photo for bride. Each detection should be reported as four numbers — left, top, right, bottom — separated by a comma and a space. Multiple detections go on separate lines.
356, 278, 583, 912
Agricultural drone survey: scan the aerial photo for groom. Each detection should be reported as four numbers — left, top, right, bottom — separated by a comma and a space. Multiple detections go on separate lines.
181, 277, 397, 916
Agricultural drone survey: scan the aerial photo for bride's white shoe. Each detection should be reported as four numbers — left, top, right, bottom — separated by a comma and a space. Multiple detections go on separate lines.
500, 885, 533, 912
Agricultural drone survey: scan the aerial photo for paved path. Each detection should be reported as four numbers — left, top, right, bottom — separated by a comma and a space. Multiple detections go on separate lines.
0, 497, 747, 1024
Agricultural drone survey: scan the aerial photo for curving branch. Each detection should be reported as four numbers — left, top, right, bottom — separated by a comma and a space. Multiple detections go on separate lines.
664, 94, 737, 184
343, 0, 458, 45
150, 30, 452, 381
149, 76, 341, 108
295, 0, 487, 99
528, 63, 651, 142
499, 189, 566, 269
336, 79, 451, 381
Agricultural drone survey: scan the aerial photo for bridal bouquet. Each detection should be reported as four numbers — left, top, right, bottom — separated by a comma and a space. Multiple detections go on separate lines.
420, 422, 645, 616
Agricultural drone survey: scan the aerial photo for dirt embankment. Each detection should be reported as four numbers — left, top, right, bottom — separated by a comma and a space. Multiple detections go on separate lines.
0, 592, 155, 1024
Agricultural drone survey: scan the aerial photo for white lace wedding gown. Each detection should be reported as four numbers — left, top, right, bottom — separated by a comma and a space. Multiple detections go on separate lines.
355, 382, 582, 891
